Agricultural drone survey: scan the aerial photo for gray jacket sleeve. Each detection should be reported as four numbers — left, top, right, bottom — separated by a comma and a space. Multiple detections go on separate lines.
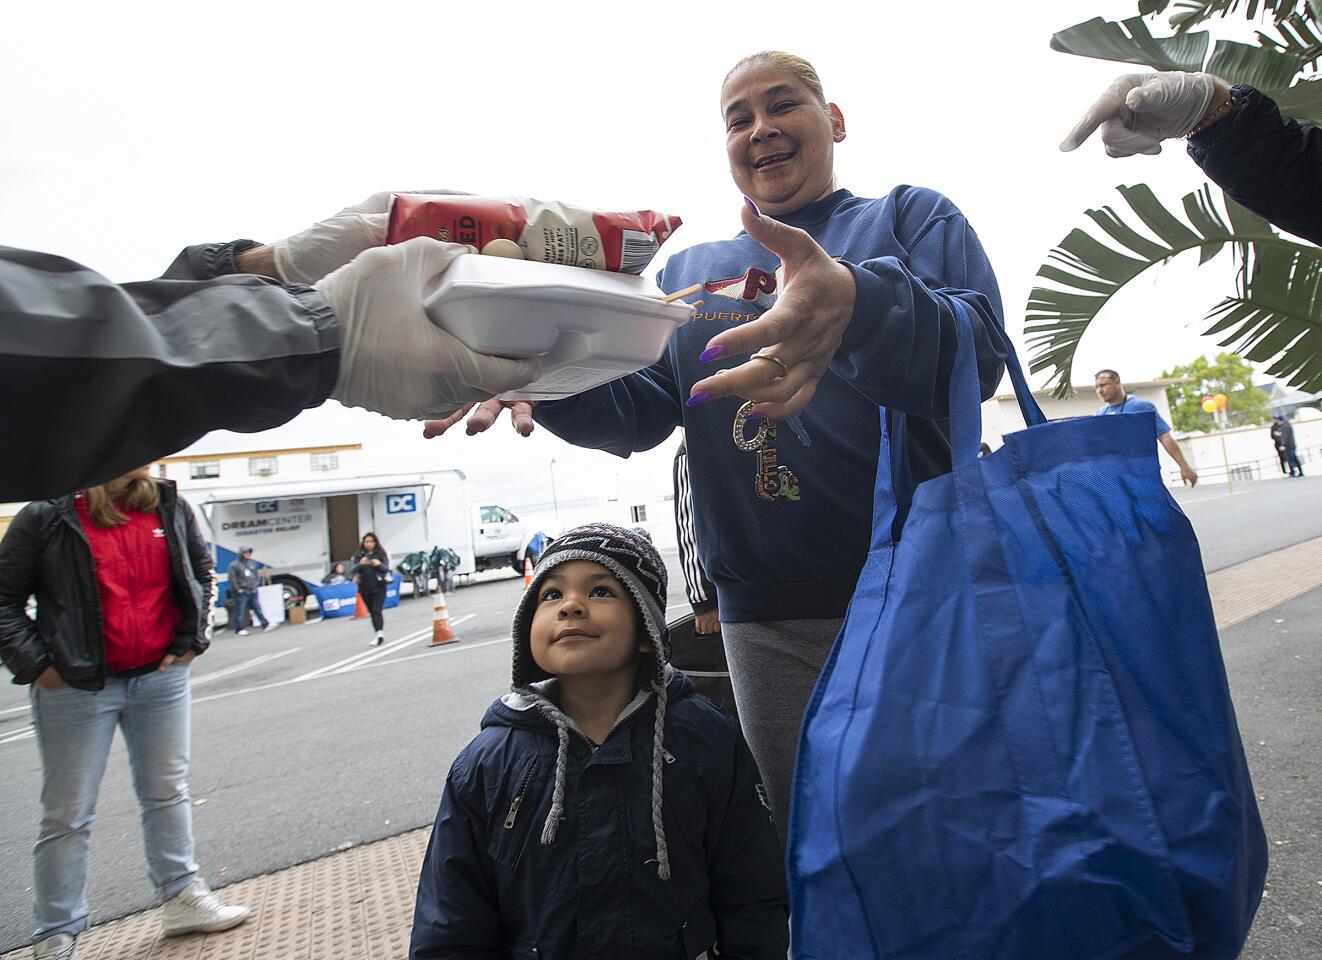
0, 241, 340, 501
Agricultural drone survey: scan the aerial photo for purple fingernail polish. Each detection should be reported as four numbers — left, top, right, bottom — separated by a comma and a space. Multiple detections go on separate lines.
743, 195, 762, 219
686, 391, 712, 408
745, 411, 764, 422
699, 345, 726, 362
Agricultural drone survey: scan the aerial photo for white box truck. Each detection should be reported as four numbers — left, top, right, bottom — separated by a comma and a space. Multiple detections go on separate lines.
184, 470, 540, 611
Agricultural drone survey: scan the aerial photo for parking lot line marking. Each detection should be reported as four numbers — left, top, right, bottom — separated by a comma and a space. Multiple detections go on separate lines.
192, 648, 301, 687
355, 635, 511, 672
335, 615, 476, 673
0, 725, 35, 745
291, 628, 432, 682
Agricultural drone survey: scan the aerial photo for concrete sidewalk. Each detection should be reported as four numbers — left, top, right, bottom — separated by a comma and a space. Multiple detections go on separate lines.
5, 537, 1321, 960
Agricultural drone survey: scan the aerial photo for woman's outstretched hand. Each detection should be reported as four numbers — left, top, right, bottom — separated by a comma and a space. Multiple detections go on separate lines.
423, 399, 538, 439
687, 201, 856, 421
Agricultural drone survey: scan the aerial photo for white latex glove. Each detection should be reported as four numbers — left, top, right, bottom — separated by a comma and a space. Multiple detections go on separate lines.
317, 237, 540, 420
270, 189, 467, 284
1060, 71, 1218, 157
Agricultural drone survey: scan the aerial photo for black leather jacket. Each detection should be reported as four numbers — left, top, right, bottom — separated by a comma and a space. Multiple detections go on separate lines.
0, 480, 214, 689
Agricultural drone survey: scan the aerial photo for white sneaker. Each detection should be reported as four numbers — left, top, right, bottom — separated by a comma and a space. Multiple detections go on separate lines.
33, 934, 76, 960
263, 622, 278, 633
375, 631, 385, 646
236, 629, 250, 636
160, 878, 250, 937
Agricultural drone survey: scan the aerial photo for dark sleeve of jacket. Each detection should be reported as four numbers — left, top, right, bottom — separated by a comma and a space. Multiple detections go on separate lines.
532, 355, 684, 459
705, 724, 790, 957
181, 499, 214, 656
410, 755, 502, 959
0, 241, 340, 501
0, 505, 51, 684
1188, 85, 1322, 245
672, 442, 716, 615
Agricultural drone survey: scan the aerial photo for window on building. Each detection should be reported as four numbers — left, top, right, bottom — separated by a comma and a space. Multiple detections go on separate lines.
249, 457, 278, 477
630, 505, 648, 523
310, 452, 339, 472
189, 460, 220, 479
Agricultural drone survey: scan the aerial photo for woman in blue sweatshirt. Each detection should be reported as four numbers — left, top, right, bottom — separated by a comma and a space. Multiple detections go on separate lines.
447, 51, 1010, 847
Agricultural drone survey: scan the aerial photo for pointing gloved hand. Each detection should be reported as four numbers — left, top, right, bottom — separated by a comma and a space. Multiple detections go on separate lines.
1060, 71, 1222, 157
316, 237, 540, 420
269, 189, 467, 284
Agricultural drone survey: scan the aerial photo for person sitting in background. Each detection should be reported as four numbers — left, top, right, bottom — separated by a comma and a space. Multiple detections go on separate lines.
1094, 369, 1198, 487
322, 562, 349, 585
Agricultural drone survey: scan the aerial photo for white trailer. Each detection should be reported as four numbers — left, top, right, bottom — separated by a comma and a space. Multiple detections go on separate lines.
185, 470, 537, 608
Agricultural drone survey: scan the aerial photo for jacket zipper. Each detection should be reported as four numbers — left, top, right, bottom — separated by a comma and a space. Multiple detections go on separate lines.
504, 764, 537, 829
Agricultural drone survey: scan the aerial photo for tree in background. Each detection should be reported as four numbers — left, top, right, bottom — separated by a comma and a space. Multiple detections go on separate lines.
1162, 352, 1272, 431
1028, 1, 1321, 398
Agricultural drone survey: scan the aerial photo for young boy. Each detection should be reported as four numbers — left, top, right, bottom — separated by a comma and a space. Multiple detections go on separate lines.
410, 523, 788, 959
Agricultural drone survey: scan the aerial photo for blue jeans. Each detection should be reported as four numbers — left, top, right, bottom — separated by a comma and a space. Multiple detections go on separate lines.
30, 663, 198, 941
233, 590, 268, 629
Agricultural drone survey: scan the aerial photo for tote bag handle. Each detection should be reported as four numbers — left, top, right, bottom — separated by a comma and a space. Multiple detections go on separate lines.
947, 298, 1046, 470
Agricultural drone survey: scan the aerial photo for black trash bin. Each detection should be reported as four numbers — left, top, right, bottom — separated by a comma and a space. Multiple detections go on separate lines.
666, 613, 736, 719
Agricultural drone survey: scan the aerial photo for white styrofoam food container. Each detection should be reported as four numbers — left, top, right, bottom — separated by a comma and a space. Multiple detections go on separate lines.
422, 255, 693, 401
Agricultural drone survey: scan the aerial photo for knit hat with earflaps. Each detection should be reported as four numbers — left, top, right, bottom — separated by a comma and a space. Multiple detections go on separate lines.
509, 523, 673, 878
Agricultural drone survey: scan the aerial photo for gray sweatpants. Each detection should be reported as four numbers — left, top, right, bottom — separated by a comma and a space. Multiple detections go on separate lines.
722, 618, 844, 852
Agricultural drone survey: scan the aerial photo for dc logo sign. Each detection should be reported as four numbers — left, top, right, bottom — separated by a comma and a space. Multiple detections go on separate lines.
255, 501, 279, 514
386, 494, 417, 515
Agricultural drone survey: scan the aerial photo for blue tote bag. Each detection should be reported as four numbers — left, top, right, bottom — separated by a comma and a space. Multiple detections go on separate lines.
789, 299, 1266, 959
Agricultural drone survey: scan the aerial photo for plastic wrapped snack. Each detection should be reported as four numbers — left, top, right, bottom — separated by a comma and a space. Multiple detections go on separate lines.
387, 194, 681, 275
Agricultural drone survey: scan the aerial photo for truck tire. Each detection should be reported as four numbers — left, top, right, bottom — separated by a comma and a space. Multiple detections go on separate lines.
509, 551, 525, 574
270, 574, 308, 609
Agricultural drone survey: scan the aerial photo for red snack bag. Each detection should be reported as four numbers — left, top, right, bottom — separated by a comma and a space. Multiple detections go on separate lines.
387, 195, 681, 275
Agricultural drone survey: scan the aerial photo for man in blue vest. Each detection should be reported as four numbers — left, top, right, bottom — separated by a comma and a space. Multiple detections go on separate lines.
1095, 369, 1198, 487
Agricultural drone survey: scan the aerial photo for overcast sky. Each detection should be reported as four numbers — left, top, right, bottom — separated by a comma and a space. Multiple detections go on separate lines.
1, 0, 1264, 513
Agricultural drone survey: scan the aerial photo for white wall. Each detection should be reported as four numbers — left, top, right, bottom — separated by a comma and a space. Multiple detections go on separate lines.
1175, 409, 1322, 485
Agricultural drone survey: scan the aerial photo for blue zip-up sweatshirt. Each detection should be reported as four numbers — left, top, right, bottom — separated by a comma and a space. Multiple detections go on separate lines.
410, 670, 788, 959
534, 187, 1008, 622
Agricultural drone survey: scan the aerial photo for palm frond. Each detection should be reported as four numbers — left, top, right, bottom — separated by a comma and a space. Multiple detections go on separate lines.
1204, 243, 1322, 390
1206, 38, 1307, 85
1257, 13, 1322, 70
1025, 185, 1290, 396
1270, 74, 1322, 120
1167, 0, 1312, 33
1051, 16, 1209, 71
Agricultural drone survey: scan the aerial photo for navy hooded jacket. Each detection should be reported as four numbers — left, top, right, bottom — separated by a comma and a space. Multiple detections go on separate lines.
410, 669, 788, 959
1188, 84, 1322, 245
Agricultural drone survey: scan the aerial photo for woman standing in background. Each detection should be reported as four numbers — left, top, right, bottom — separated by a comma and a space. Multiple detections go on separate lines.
352, 532, 391, 646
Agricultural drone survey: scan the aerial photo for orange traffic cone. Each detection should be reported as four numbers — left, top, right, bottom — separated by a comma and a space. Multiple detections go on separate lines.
430, 585, 457, 646
522, 554, 534, 588
353, 592, 368, 619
